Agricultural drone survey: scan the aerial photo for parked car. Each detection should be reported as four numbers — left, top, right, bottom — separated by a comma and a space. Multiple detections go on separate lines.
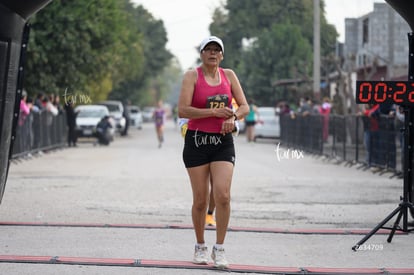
97, 100, 127, 134
75, 105, 115, 140
254, 107, 280, 140
142, 106, 155, 122
128, 105, 143, 130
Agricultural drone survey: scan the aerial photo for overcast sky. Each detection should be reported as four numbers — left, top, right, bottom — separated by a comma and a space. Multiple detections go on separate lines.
131, 0, 386, 70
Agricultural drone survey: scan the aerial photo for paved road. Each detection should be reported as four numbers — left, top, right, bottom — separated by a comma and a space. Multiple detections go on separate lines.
0, 120, 412, 274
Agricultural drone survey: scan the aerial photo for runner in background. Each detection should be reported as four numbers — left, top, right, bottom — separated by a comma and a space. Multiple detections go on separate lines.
153, 100, 165, 148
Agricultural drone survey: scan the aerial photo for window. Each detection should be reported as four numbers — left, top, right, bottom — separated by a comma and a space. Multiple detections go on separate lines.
363, 18, 369, 44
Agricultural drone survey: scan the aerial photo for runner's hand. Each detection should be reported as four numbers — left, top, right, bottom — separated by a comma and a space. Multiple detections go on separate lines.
221, 117, 236, 135
213, 107, 233, 118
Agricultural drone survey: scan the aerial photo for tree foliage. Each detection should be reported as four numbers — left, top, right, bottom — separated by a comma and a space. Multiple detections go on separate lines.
23, 0, 338, 107
24, 0, 173, 105
209, 0, 337, 105
239, 24, 312, 104
108, 4, 173, 106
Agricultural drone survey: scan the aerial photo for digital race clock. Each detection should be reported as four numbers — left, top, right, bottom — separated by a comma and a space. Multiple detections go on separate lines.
356, 81, 414, 105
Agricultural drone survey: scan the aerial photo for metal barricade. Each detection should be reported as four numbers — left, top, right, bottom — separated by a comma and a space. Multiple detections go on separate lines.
280, 114, 323, 155
280, 113, 402, 175
12, 111, 67, 158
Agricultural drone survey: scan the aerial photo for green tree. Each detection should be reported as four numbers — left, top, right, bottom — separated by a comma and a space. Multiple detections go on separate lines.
25, 0, 131, 102
239, 24, 312, 104
209, 0, 337, 105
24, 0, 173, 105
109, 4, 173, 106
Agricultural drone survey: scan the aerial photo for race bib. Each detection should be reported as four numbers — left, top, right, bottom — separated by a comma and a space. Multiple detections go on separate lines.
206, 94, 229, 109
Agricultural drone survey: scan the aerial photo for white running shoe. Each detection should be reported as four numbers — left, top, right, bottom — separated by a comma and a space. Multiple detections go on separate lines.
211, 246, 229, 269
193, 245, 208, 265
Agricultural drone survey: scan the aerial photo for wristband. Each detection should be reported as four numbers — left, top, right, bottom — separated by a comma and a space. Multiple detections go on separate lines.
233, 113, 238, 121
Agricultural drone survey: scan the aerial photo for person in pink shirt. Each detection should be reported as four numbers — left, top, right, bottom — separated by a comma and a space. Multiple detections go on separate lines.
18, 90, 32, 152
178, 36, 249, 269
319, 97, 331, 142
19, 90, 30, 126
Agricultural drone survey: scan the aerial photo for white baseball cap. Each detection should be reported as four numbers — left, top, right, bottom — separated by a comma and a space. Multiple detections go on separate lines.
199, 36, 224, 53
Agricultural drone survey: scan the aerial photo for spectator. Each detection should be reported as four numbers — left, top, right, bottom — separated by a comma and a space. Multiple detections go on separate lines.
361, 104, 380, 168
27, 96, 41, 150
279, 102, 291, 115
297, 97, 312, 116
43, 95, 58, 116
34, 93, 45, 111
18, 90, 30, 127
18, 90, 31, 153
53, 94, 64, 115
64, 101, 78, 147
319, 97, 331, 142
40, 95, 58, 145
373, 103, 396, 170
27, 96, 39, 113
297, 97, 316, 150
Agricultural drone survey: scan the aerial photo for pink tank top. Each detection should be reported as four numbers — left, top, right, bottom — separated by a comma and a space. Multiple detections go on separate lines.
188, 67, 232, 133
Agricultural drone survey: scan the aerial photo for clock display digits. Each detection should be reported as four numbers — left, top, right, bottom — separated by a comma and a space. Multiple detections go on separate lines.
358, 82, 372, 103
374, 82, 387, 103
356, 81, 414, 105
408, 83, 414, 103
393, 83, 406, 103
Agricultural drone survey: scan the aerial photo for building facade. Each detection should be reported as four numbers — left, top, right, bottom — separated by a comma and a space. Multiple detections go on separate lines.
343, 3, 410, 80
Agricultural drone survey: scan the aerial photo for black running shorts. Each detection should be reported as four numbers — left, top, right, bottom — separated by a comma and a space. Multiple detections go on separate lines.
245, 120, 256, 126
183, 129, 235, 168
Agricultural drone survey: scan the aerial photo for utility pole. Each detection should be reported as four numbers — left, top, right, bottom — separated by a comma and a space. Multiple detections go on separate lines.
313, 0, 321, 101
387, 6, 395, 80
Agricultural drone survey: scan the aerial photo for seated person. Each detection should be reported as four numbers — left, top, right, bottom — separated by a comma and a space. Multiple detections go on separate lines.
95, 116, 113, 145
